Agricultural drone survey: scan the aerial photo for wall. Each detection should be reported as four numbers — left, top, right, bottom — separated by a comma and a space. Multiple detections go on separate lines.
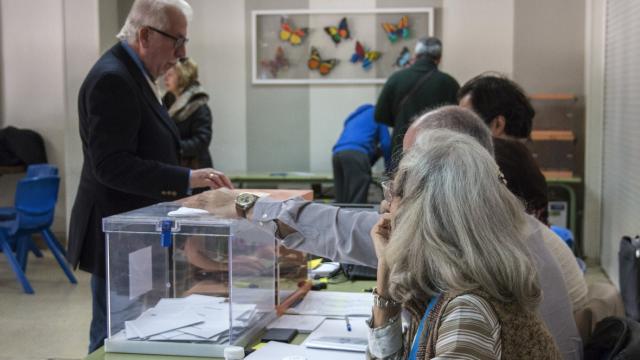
513, 0, 585, 94
0, 6, 3, 128
441, 0, 514, 83
600, 0, 640, 287
63, 0, 100, 235
98, 0, 119, 54
239, 0, 514, 173
308, 0, 377, 173
245, 0, 310, 172
0, 0, 67, 235
584, 0, 606, 262
189, 0, 248, 172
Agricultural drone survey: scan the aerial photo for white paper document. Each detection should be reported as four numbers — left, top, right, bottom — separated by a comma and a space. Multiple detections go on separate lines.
121, 294, 259, 342
246, 341, 306, 360
167, 206, 209, 217
128, 246, 152, 300
246, 340, 365, 360
309, 262, 340, 278
303, 318, 369, 353
266, 314, 326, 333
286, 291, 373, 317
126, 308, 204, 339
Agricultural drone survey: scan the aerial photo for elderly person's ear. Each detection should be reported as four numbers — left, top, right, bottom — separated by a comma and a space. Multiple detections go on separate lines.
138, 27, 152, 48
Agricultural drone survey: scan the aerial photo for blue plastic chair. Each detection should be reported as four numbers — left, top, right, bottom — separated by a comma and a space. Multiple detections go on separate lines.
25, 164, 66, 258
0, 164, 60, 259
26, 163, 58, 177
0, 175, 77, 294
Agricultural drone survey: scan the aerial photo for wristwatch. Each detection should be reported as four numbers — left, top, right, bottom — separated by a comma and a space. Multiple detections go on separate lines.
372, 287, 401, 308
235, 192, 260, 219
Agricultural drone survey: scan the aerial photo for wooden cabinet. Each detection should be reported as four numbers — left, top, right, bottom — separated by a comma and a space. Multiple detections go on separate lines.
527, 93, 584, 180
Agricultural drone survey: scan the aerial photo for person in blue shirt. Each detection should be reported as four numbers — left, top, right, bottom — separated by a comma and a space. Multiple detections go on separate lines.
332, 104, 391, 203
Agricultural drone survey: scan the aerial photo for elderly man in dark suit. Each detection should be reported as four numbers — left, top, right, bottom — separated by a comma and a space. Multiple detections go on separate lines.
67, 0, 232, 352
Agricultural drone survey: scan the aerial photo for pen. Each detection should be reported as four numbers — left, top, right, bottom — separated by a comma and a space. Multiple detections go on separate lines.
345, 315, 352, 332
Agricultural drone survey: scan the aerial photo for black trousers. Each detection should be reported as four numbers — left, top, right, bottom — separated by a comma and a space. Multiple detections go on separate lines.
332, 150, 371, 203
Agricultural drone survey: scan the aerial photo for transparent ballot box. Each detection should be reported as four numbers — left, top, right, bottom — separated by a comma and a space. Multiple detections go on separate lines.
103, 202, 278, 357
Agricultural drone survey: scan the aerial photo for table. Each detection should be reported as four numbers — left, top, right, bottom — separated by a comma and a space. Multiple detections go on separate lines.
229, 172, 334, 199
85, 275, 375, 360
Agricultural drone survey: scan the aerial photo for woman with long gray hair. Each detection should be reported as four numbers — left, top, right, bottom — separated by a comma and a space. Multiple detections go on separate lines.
367, 129, 560, 359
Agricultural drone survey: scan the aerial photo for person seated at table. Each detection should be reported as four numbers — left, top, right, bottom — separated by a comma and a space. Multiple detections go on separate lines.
367, 129, 561, 359
494, 137, 588, 315
493, 137, 549, 224
186, 107, 582, 359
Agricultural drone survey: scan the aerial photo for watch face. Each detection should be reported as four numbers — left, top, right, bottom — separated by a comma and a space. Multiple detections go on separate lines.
237, 192, 257, 208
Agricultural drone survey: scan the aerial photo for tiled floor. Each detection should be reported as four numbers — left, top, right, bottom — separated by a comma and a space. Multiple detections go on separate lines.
0, 251, 91, 360
0, 250, 616, 360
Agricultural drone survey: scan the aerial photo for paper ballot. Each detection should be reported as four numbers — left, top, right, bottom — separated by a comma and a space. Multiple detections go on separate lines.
266, 315, 326, 333
122, 295, 259, 342
303, 318, 369, 353
126, 308, 204, 338
287, 291, 372, 317
246, 339, 365, 360
167, 206, 209, 217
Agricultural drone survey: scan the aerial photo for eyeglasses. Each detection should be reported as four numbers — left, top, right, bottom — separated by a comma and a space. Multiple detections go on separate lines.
380, 180, 393, 203
147, 26, 189, 49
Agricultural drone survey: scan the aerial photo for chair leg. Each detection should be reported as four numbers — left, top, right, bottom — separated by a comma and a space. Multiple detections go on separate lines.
43, 229, 67, 257
16, 235, 30, 273
29, 237, 44, 258
41, 230, 77, 284
0, 237, 34, 294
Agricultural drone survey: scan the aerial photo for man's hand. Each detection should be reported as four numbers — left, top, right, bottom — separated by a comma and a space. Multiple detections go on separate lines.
183, 188, 239, 218
190, 168, 234, 189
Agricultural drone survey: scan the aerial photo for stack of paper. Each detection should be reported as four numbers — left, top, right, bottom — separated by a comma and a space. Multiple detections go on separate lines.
303, 318, 368, 353
246, 338, 365, 360
309, 262, 340, 279
266, 314, 326, 333
122, 294, 259, 343
286, 291, 373, 317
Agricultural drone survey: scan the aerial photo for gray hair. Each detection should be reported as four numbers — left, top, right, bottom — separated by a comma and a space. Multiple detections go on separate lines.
385, 129, 541, 314
414, 37, 442, 61
411, 105, 494, 155
117, 0, 193, 44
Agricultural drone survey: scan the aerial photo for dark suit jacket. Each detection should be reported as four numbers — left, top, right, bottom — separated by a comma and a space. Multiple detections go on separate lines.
67, 43, 190, 277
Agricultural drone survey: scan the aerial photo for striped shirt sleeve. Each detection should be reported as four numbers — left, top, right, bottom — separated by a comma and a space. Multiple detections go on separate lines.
433, 294, 502, 360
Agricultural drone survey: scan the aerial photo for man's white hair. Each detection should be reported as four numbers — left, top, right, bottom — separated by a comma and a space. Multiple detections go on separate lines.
117, 0, 193, 44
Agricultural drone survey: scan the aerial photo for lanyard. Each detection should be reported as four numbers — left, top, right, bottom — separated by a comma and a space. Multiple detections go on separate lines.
409, 294, 441, 360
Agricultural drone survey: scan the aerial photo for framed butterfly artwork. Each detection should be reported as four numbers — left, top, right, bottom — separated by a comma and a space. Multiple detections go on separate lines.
324, 17, 350, 45
260, 46, 290, 78
252, 8, 434, 84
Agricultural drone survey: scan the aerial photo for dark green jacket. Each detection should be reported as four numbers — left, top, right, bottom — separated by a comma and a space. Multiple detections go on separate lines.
374, 58, 459, 171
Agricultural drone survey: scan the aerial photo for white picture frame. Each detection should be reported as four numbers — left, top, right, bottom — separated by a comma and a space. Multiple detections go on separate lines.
252, 8, 435, 85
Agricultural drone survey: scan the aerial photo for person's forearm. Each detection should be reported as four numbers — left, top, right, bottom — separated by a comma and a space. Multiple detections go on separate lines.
250, 200, 379, 267
373, 260, 401, 327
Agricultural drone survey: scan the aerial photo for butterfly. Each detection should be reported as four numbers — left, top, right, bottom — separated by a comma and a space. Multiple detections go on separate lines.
350, 41, 381, 70
381, 15, 410, 43
308, 47, 337, 76
394, 46, 411, 68
324, 17, 350, 45
280, 17, 308, 46
260, 46, 289, 78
